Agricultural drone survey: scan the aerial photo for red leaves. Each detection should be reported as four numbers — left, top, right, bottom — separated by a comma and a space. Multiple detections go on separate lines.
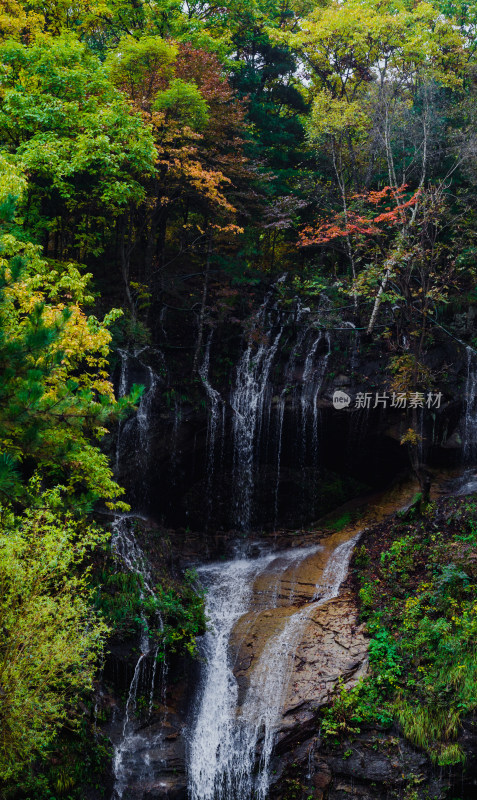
299, 184, 420, 248
299, 215, 378, 246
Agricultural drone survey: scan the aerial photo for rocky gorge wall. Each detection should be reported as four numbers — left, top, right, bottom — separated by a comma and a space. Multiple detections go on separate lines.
112, 291, 471, 533
95, 481, 477, 800
94, 290, 477, 800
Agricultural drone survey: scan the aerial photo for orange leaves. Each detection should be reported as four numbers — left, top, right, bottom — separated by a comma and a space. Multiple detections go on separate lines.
131, 42, 251, 222
352, 185, 406, 205
299, 214, 378, 246
299, 184, 420, 247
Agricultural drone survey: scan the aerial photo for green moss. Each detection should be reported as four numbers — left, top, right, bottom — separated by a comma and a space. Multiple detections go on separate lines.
324, 511, 353, 532
92, 551, 206, 660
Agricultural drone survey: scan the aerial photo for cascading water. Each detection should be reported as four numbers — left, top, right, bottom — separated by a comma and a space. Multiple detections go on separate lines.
199, 332, 224, 522
187, 529, 360, 800
229, 291, 337, 530
273, 396, 285, 527
115, 349, 130, 472
346, 322, 360, 380
279, 305, 310, 465
115, 348, 161, 503
272, 305, 310, 523
111, 348, 167, 799
464, 346, 477, 463
137, 366, 158, 460
271, 325, 332, 524
110, 516, 166, 800
300, 331, 331, 474
187, 552, 279, 800
230, 300, 284, 530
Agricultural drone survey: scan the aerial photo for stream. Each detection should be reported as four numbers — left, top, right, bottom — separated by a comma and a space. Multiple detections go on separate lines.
187, 538, 358, 800
108, 340, 465, 800
186, 480, 421, 800
108, 465, 434, 800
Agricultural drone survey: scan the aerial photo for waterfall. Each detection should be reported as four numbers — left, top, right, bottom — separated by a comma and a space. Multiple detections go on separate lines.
348, 323, 360, 380
110, 517, 166, 800
464, 347, 477, 463
137, 366, 158, 460
280, 306, 310, 467
313, 533, 360, 601
118, 349, 129, 399
300, 331, 331, 473
187, 531, 359, 800
199, 332, 224, 520
115, 348, 160, 498
273, 396, 285, 527
272, 306, 311, 524
115, 349, 129, 473
188, 552, 278, 800
111, 350, 165, 798
169, 395, 181, 479
230, 300, 284, 531
228, 293, 336, 530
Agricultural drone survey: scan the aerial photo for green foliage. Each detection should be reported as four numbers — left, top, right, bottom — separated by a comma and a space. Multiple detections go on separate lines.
358, 578, 379, 610
380, 535, 417, 576
0, 484, 109, 785
92, 567, 143, 639
9, 718, 113, 799
106, 35, 177, 103
0, 34, 155, 257
321, 676, 393, 742
0, 159, 138, 509
354, 544, 369, 569
348, 496, 477, 765
154, 78, 210, 131
321, 678, 367, 740
94, 555, 206, 660
324, 511, 353, 531
154, 569, 207, 658
368, 630, 403, 689
1, 0, 477, 793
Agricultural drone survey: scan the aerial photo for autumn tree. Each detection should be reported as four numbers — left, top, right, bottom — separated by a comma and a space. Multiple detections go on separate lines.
0, 154, 137, 509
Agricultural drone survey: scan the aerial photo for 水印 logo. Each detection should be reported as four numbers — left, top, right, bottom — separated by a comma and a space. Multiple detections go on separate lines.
333, 390, 351, 410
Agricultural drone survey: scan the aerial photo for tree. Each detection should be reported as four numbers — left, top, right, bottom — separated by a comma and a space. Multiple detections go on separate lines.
0, 34, 156, 271
106, 36, 251, 328
0, 153, 137, 509
0, 484, 109, 784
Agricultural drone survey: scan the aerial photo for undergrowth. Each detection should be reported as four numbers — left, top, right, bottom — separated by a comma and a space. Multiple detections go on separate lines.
320, 494, 477, 766
93, 548, 207, 659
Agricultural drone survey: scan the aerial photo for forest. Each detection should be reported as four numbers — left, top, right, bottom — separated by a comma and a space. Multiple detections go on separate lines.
2, 0, 477, 798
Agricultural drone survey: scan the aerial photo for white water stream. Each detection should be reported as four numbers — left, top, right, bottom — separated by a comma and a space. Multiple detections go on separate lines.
111, 517, 166, 800
188, 531, 360, 800
228, 299, 334, 530
464, 346, 477, 463
115, 348, 161, 503
231, 307, 284, 531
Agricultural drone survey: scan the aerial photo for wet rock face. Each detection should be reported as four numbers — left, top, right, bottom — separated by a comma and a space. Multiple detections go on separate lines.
268, 726, 452, 800
99, 675, 191, 800
115, 324, 465, 533
231, 533, 369, 724
281, 593, 368, 729
97, 482, 477, 800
